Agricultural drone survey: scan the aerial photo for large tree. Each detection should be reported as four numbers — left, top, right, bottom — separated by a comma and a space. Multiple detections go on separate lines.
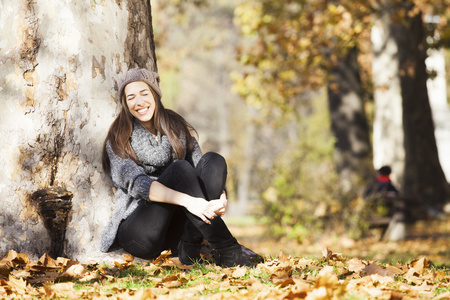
0, 0, 156, 261
372, 1, 449, 211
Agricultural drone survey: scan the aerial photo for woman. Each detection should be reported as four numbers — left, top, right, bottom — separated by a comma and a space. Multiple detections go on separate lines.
99, 67, 261, 267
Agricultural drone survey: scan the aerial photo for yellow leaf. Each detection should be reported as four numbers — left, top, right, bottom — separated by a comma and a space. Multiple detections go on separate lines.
232, 266, 248, 278
43, 282, 75, 297
347, 258, 366, 274
124, 254, 134, 263
63, 264, 86, 278
152, 250, 172, 265
8, 275, 28, 294
38, 251, 58, 268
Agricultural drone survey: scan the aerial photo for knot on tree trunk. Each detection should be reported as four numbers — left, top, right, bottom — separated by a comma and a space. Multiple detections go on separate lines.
31, 187, 73, 259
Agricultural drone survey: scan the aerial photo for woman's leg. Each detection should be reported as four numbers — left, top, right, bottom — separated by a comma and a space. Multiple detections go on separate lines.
119, 158, 260, 266
117, 200, 184, 259
117, 160, 206, 260
195, 152, 228, 200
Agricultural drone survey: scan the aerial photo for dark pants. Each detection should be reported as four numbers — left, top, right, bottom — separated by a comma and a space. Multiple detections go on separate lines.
117, 152, 233, 259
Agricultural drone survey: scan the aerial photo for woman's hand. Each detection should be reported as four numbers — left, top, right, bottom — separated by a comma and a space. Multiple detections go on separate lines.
209, 190, 228, 217
148, 182, 228, 224
185, 197, 218, 225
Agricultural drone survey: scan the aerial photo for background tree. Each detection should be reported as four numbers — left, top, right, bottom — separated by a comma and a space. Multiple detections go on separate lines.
233, 0, 450, 238
0, 0, 156, 261
372, 0, 449, 212
233, 0, 374, 192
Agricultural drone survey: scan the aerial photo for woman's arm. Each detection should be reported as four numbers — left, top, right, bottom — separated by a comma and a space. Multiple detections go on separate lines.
149, 181, 222, 224
106, 141, 154, 201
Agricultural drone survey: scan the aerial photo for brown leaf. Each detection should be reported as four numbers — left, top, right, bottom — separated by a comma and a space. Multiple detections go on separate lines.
385, 265, 404, 276
347, 258, 366, 274
4, 250, 29, 267
206, 272, 227, 281
43, 282, 75, 296
38, 251, 58, 268
152, 250, 172, 265
124, 253, 134, 263
409, 257, 429, 276
8, 275, 30, 294
55, 257, 72, 267
62, 264, 86, 278
321, 247, 343, 262
10, 270, 31, 279
270, 266, 292, 283
160, 257, 193, 270
362, 263, 397, 277
0, 261, 11, 278
275, 277, 295, 287
161, 273, 188, 289
278, 251, 293, 264
27, 272, 61, 284
232, 266, 248, 278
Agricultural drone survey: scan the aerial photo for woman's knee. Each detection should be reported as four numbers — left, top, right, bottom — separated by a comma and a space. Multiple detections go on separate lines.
198, 152, 227, 172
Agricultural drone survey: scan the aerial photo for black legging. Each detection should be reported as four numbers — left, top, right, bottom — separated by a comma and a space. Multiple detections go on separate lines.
117, 152, 232, 259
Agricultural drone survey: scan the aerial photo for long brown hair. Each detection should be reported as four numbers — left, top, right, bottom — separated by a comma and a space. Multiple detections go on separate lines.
102, 83, 196, 174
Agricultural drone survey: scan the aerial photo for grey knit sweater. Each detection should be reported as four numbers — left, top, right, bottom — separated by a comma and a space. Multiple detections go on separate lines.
99, 127, 202, 252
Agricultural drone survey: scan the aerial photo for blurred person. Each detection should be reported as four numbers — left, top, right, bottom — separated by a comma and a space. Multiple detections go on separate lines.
99, 68, 261, 267
363, 166, 399, 199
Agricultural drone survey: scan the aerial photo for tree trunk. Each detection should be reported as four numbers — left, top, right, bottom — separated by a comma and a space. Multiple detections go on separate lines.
392, 10, 448, 211
371, 11, 405, 189
327, 47, 373, 193
0, 0, 156, 261
372, 3, 448, 213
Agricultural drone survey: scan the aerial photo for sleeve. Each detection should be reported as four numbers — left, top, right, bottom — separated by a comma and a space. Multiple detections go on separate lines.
185, 137, 202, 167
106, 141, 154, 201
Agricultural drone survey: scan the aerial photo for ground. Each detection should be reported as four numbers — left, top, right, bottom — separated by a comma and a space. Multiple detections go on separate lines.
227, 215, 450, 266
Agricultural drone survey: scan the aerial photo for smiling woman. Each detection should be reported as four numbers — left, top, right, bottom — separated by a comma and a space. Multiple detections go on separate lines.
100, 68, 262, 267
125, 82, 157, 132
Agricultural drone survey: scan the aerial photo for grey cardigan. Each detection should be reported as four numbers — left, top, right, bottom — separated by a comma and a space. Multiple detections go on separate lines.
99, 135, 202, 252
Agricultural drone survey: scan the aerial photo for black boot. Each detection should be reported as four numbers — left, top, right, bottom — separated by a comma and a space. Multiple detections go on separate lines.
187, 214, 263, 267
178, 220, 204, 265
214, 237, 263, 267
178, 240, 202, 265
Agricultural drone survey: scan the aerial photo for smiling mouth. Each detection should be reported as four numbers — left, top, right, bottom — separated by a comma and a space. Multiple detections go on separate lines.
137, 107, 149, 114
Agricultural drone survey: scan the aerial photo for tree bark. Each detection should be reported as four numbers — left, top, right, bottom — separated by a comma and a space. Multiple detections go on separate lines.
372, 11, 405, 189
372, 2, 448, 212
0, 0, 156, 261
392, 10, 448, 210
327, 47, 373, 193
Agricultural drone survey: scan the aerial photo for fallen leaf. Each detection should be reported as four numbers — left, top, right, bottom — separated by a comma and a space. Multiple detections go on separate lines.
43, 282, 75, 297
5, 250, 29, 267
347, 258, 366, 273
362, 263, 397, 277
63, 264, 86, 278
206, 272, 227, 281
232, 266, 248, 278
0, 261, 11, 278
152, 250, 172, 265
38, 251, 58, 268
409, 257, 429, 276
8, 275, 30, 295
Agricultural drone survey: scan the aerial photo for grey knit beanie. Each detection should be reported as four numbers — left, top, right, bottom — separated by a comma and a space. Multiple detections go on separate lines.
118, 68, 162, 100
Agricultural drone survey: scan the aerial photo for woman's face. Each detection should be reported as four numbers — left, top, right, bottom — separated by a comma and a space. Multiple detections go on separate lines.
124, 81, 156, 128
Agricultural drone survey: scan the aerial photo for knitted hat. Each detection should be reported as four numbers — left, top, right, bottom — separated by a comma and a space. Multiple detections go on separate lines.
118, 68, 162, 101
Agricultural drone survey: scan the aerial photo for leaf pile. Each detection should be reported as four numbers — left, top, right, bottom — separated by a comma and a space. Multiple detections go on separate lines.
0, 248, 449, 299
